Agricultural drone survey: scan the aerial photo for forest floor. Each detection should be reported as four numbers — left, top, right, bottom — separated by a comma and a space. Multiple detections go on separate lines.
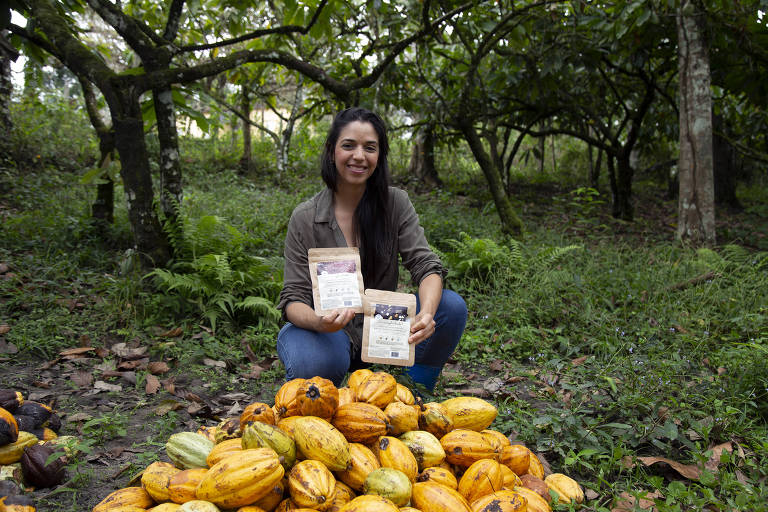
1, 178, 767, 512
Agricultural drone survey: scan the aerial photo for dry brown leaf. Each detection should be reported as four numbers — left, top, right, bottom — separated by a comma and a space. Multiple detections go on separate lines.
571, 355, 588, 366
717, 367, 727, 375
637, 456, 701, 480
705, 442, 733, 471
0, 340, 19, 354
111, 343, 148, 359
621, 456, 635, 469
159, 327, 183, 338
118, 358, 149, 370
612, 490, 663, 511
59, 347, 95, 357
506, 376, 527, 383
0, 324, 10, 335
71, 370, 94, 389
145, 374, 161, 394
450, 387, 489, 397
735, 470, 748, 485
161, 377, 176, 394
243, 364, 265, 379
585, 489, 600, 501
154, 400, 184, 416
147, 361, 170, 375
93, 381, 122, 393
489, 359, 505, 372
95, 347, 110, 358
0, 263, 9, 274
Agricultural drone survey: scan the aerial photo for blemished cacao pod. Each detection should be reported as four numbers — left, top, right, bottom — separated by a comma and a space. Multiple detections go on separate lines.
398, 431, 446, 471
336, 442, 380, 491
241, 422, 297, 471
276, 416, 302, 440
148, 503, 183, 511
346, 370, 373, 393
296, 377, 339, 420
457, 459, 504, 504
363, 467, 412, 507
544, 473, 584, 504
165, 432, 214, 469
394, 384, 415, 405
195, 426, 218, 444
168, 468, 209, 504
0, 432, 37, 464
196, 448, 284, 509
251, 477, 284, 512
525, 451, 545, 480
28, 427, 57, 441
326, 481, 355, 512
500, 445, 529, 476
519, 474, 549, 501
376, 436, 418, 481
240, 402, 276, 430
0, 494, 36, 512
411, 481, 471, 512
400, 508, 421, 512
416, 402, 453, 439
469, 490, 527, 512
0, 391, 23, 413
92, 486, 156, 512
177, 501, 221, 512
206, 438, 243, 467
480, 430, 510, 457
384, 402, 418, 436
416, 466, 458, 490
20, 444, 66, 488
235, 506, 268, 512
0, 408, 18, 446
332, 402, 389, 444
292, 416, 350, 472
287, 459, 336, 511
337, 388, 355, 407
512, 486, 552, 512
274, 379, 305, 419
440, 430, 497, 467
214, 418, 242, 443
141, 461, 181, 502
13, 402, 51, 430
354, 372, 396, 409
338, 494, 400, 512
274, 498, 298, 511
499, 464, 522, 490
440, 397, 497, 432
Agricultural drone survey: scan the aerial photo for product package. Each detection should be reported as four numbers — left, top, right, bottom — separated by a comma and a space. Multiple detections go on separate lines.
361, 289, 417, 366
308, 247, 365, 315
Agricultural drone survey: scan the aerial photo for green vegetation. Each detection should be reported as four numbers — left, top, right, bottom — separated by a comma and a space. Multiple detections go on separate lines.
2, 104, 767, 511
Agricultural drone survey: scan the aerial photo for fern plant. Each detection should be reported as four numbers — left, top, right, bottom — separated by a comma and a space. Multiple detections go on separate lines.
147, 215, 282, 332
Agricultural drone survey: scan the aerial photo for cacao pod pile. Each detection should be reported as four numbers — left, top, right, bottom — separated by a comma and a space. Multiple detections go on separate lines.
90, 369, 586, 511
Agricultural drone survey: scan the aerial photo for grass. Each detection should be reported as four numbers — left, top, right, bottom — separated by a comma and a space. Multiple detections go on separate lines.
2, 116, 768, 511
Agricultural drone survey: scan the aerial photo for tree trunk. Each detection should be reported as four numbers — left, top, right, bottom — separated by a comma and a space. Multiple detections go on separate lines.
712, 114, 741, 209
239, 86, 252, 172
677, 0, 716, 245
0, 31, 16, 161
408, 122, 441, 191
112, 93, 171, 266
458, 121, 523, 235
615, 151, 634, 221
153, 87, 183, 225
607, 154, 619, 218
79, 76, 115, 224
591, 148, 603, 190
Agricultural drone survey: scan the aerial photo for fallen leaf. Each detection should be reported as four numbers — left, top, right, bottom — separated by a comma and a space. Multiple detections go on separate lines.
161, 377, 176, 394
637, 456, 701, 480
66, 413, 92, 422
612, 490, 663, 511
145, 374, 161, 394
147, 361, 170, 375
585, 489, 600, 501
95, 347, 110, 358
0, 324, 10, 335
489, 359, 505, 372
705, 442, 733, 471
226, 402, 244, 417
0, 340, 19, 354
571, 355, 588, 366
118, 357, 149, 370
203, 358, 226, 368
735, 470, 748, 485
70, 370, 94, 388
219, 392, 250, 402
0, 263, 8, 274
506, 376, 527, 383
60, 346, 95, 357
111, 343, 148, 359
673, 324, 689, 334
154, 400, 184, 416
717, 367, 726, 375
450, 387, 489, 397
159, 327, 183, 338
93, 381, 122, 393
185, 393, 204, 404
621, 456, 635, 469
657, 406, 669, 420
32, 380, 52, 389
243, 365, 265, 379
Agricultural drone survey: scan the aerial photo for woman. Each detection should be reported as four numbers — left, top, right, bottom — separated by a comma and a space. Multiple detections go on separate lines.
277, 107, 467, 390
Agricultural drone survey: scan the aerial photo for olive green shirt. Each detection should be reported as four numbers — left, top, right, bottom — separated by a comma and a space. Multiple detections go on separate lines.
278, 186, 445, 354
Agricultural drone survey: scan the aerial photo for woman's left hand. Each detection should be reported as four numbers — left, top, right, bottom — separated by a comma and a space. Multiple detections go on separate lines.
409, 311, 435, 345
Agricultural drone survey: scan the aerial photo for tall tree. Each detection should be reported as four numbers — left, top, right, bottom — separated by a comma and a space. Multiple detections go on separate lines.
677, 0, 715, 245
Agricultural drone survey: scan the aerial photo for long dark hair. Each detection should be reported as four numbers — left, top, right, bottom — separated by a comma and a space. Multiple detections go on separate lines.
321, 107, 392, 284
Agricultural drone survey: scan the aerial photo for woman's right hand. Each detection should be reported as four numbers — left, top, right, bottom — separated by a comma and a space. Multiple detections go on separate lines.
316, 308, 356, 332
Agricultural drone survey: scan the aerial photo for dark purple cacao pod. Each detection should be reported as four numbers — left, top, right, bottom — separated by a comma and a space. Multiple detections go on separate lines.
20, 444, 66, 488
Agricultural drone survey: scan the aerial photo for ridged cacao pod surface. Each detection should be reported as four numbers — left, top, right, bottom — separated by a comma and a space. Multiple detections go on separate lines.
206, 438, 243, 467
92, 486, 155, 512
168, 468, 209, 504
336, 442, 379, 491
383, 402, 418, 436
544, 473, 584, 504
416, 466, 458, 490
332, 402, 389, 444
512, 486, 552, 512
292, 416, 350, 472
240, 402, 276, 430
196, 448, 284, 508
394, 384, 415, 405
411, 481, 471, 512
362, 467, 412, 507
458, 459, 504, 503
241, 422, 297, 471
0, 407, 18, 446
287, 459, 336, 511
0, 432, 37, 465
440, 397, 497, 432
338, 494, 399, 512
274, 379, 306, 419
416, 403, 453, 439
346, 370, 373, 393
376, 436, 418, 481
440, 430, 497, 467
501, 445, 530, 476
398, 431, 446, 471
354, 372, 396, 409
165, 432, 214, 469
141, 461, 180, 502
177, 500, 221, 511
469, 490, 527, 512
296, 377, 339, 420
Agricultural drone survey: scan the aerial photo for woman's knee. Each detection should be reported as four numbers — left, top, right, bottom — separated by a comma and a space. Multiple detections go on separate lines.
277, 325, 350, 385
437, 289, 468, 328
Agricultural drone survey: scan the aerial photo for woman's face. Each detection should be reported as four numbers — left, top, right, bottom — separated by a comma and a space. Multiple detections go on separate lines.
333, 121, 379, 189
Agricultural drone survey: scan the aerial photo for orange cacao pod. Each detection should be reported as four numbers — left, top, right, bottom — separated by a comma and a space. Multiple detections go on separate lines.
240, 402, 276, 430
411, 481, 471, 512
196, 448, 284, 509
384, 402, 418, 436
416, 466, 458, 490
288, 459, 336, 511
500, 445, 529, 475
332, 402, 389, 444
376, 436, 418, 481
168, 468, 208, 504
141, 461, 180, 503
336, 442, 380, 491
469, 490, 527, 512
297, 377, 339, 420
338, 495, 399, 512
458, 459, 504, 504
354, 372, 396, 409
92, 487, 155, 512
440, 430, 497, 467
275, 379, 306, 419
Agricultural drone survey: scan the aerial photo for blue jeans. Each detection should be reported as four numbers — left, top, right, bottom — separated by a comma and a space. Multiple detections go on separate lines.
277, 290, 467, 390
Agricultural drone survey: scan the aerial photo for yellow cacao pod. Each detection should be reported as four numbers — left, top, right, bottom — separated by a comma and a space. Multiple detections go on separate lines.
206, 438, 243, 467
236, 507, 267, 512
332, 402, 389, 444
242, 422, 297, 471
354, 372, 396, 409
196, 448, 284, 509
500, 445, 529, 475
168, 468, 208, 504
499, 464, 522, 490
92, 487, 155, 512
288, 459, 336, 511
512, 486, 552, 512
457, 459, 504, 504
416, 403, 453, 439
336, 442, 380, 491
394, 384, 415, 405
141, 461, 181, 503
251, 478, 285, 512
178, 501, 220, 512
292, 416, 350, 472
398, 431, 446, 471
276, 416, 301, 440
440, 430, 497, 467
326, 481, 355, 512
148, 504, 182, 512
297, 377, 339, 420
480, 430, 510, 458
440, 397, 497, 432
544, 473, 584, 504
411, 481, 471, 512
346, 370, 373, 393
338, 495, 399, 512
363, 467, 412, 507
400, 508, 421, 512
525, 452, 544, 479
0, 432, 37, 465
240, 402, 276, 430
337, 387, 356, 407
384, 402, 418, 436
376, 436, 418, 481
416, 466, 458, 490
469, 490, 527, 512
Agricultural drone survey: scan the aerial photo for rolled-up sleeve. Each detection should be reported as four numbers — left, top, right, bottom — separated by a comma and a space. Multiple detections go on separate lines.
394, 188, 446, 286
278, 206, 314, 319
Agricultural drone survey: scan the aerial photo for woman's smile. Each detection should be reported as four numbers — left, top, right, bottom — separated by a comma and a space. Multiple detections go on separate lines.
334, 121, 379, 188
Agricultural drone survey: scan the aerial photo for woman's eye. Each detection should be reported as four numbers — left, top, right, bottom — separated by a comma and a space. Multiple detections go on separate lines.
365, 146, 377, 152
